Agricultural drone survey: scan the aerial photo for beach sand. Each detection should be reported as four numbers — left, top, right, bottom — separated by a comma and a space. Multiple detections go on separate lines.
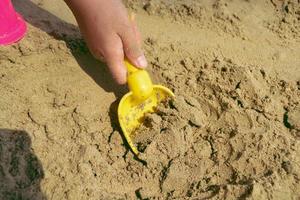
0, 0, 299, 199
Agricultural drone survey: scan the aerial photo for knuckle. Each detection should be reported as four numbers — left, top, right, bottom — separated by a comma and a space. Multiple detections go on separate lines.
90, 46, 105, 60
103, 46, 123, 60
116, 77, 126, 85
125, 44, 141, 58
118, 22, 132, 32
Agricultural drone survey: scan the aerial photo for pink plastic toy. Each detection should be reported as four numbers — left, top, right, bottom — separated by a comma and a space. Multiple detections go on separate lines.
0, 0, 27, 45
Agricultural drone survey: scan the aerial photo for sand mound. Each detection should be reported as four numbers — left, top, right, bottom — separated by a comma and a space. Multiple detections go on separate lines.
121, 57, 300, 199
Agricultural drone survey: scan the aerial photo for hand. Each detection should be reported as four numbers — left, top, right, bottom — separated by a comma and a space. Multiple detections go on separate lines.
65, 0, 147, 84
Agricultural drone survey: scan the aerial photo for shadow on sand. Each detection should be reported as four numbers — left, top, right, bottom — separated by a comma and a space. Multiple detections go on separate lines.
0, 129, 45, 200
12, 0, 127, 99
13, 0, 127, 125
12, 0, 135, 156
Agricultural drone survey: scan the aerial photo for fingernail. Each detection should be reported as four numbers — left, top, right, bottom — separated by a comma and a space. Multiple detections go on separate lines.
136, 55, 147, 68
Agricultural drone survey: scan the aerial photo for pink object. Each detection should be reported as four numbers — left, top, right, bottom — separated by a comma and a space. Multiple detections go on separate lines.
0, 0, 27, 45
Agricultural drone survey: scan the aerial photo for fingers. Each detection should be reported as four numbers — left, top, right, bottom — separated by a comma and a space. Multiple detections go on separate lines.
103, 17, 146, 84
130, 13, 142, 46
119, 18, 147, 69
101, 34, 127, 85
67, 0, 147, 85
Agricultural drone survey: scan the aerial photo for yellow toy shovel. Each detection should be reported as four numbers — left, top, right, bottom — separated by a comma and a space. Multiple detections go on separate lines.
118, 60, 175, 155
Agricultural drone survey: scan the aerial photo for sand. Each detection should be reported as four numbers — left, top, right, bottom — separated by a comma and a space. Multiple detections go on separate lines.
0, 0, 299, 199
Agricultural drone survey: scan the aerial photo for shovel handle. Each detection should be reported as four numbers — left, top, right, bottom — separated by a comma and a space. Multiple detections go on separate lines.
125, 60, 153, 101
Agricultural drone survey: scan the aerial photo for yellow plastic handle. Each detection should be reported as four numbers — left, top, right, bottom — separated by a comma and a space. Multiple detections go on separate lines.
125, 60, 153, 101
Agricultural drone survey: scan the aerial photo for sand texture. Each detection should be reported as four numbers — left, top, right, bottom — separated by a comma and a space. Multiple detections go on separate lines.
0, 0, 299, 199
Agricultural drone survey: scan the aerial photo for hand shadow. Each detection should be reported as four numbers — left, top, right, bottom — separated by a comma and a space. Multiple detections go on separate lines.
12, 0, 127, 99
0, 129, 45, 200
12, 0, 134, 154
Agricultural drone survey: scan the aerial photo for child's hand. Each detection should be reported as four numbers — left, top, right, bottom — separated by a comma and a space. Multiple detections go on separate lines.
65, 0, 147, 84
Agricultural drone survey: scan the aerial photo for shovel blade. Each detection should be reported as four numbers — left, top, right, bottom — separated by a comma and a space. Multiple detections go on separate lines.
118, 85, 174, 155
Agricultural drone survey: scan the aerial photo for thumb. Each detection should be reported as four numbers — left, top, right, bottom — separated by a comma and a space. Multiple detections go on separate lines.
130, 13, 142, 47
119, 16, 147, 68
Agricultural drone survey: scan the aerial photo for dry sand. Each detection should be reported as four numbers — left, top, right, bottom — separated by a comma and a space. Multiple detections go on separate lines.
0, 0, 300, 199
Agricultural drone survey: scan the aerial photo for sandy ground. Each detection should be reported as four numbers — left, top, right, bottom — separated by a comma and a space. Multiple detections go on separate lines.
0, 0, 300, 199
